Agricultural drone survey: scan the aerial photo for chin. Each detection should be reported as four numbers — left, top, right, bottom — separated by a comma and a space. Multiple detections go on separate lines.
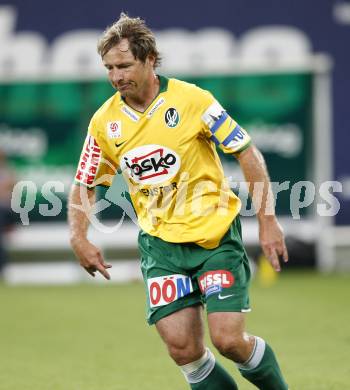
118, 86, 131, 95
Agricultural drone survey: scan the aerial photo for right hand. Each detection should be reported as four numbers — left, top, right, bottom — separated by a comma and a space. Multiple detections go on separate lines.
71, 238, 112, 280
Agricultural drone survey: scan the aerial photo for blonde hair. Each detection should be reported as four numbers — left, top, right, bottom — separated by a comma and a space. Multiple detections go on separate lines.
97, 13, 161, 68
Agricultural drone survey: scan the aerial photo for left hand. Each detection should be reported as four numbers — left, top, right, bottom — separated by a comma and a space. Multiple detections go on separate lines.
259, 216, 289, 272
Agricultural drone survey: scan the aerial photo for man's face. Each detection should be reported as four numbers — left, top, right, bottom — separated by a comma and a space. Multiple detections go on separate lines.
102, 39, 154, 99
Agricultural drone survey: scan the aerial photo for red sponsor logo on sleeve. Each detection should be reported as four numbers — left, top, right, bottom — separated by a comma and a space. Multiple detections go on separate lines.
75, 135, 101, 186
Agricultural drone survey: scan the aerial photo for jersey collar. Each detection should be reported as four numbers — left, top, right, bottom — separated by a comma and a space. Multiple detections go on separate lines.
119, 75, 169, 114
158, 75, 169, 94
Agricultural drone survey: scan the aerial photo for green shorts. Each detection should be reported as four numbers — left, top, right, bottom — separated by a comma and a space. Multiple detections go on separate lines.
138, 216, 251, 325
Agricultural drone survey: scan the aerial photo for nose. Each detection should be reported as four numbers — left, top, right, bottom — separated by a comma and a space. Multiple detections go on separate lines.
110, 68, 124, 85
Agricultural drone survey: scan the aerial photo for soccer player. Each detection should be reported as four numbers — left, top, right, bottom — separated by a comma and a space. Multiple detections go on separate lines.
68, 13, 289, 389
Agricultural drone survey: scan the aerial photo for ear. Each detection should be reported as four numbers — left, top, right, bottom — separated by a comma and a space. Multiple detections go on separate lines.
147, 54, 156, 68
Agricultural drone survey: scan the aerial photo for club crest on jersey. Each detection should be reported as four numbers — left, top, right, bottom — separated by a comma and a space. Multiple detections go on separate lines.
165, 108, 180, 128
107, 121, 122, 139
147, 274, 193, 308
120, 144, 181, 185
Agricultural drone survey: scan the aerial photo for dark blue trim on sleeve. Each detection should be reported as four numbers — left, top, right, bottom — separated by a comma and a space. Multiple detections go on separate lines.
210, 134, 220, 145
222, 125, 244, 146
210, 112, 228, 134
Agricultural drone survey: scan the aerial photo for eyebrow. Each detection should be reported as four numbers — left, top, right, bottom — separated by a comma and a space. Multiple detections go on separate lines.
103, 61, 133, 68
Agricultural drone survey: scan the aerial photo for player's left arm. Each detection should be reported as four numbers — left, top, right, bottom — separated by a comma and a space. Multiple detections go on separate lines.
236, 145, 289, 272
199, 93, 288, 270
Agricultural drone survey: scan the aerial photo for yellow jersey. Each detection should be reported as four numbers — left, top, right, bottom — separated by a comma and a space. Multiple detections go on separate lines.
75, 76, 251, 249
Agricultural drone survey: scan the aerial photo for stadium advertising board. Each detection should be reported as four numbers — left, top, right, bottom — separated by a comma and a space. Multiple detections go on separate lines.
0, 73, 313, 222
0, 1, 348, 224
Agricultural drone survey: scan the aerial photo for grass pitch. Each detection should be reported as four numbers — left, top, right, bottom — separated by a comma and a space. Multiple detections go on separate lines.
1, 271, 349, 390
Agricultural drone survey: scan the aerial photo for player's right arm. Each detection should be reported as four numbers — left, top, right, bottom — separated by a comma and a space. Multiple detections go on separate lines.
68, 115, 116, 280
68, 184, 111, 280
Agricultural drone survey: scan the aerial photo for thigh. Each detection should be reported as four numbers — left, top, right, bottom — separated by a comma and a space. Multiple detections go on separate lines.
195, 218, 251, 314
138, 230, 202, 325
156, 305, 206, 358
197, 255, 251, 314
207, 311, 246, 340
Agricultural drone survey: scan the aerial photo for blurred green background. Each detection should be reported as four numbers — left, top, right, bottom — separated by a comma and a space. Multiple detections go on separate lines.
1, 73, 312, 222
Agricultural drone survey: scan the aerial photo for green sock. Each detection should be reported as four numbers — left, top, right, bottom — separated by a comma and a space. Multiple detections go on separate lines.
238, 337, 288, 390
181, 348, 238, 390
191, 362, 238, 390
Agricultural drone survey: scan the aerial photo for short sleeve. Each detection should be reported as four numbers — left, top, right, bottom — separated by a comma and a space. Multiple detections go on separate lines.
201, 95, 252, 155
74, 118, 117, 188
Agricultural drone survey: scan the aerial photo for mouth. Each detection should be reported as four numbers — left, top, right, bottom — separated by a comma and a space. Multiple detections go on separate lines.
117, 83, 132, 92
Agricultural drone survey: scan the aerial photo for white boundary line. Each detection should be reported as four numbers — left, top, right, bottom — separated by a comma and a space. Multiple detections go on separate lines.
3, 260, 142, 285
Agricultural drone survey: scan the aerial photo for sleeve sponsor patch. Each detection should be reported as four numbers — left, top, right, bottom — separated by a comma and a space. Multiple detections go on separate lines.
222, 124, 250, 151
202, 100, 251, 154
75, 135, 102, 187
201, 100, 227, 132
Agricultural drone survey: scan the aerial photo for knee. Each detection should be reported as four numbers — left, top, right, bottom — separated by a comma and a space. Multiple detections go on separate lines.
211, 333, 251, 362
167, 339, 205, 366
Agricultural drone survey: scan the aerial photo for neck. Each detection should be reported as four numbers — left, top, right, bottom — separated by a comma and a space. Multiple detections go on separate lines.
125, 74, 160, 112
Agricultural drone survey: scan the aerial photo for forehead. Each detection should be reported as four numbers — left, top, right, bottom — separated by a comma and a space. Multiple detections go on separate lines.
103, 39, 137, 64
